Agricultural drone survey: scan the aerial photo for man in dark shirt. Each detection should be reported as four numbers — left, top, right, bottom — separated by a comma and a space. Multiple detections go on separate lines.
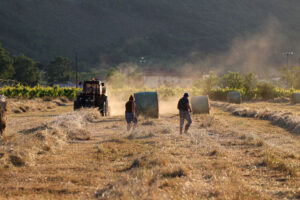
177, 93, 192, 134
125, 95, 137, 131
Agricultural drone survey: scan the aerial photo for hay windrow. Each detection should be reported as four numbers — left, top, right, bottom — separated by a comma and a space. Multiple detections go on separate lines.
211, 102, 300, 134
85, 111, 102, 123
271, 97, 290, 103
0, 109, 95, 168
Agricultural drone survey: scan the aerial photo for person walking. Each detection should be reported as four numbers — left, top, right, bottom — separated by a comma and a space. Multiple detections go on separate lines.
177, 93, 192, 134
125, 95, 137, 131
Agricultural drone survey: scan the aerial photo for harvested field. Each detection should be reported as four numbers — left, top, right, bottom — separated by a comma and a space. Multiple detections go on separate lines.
0, 99, 299, 199
0, 108, 93, 169
7, 98, 70, 114
211, 101, 300, 134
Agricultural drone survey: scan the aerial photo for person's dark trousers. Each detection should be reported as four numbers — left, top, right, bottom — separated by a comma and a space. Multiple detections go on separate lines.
179, 110, 192, 134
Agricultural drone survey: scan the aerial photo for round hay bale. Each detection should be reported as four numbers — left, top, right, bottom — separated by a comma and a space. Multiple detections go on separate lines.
191, 96, 210, 114
0, 95, 7, 135
227, 91, 242, 104
291, 93, 300, 104
134, 92, 159, 118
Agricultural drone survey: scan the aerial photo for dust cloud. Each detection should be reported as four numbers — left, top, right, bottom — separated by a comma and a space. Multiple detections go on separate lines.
105, 18, 300, 116
109, 96, 125, 116
109, 96, 180, 116
159, 98, 179, 115
180, 18, 299, 78
106, 17, 300, 89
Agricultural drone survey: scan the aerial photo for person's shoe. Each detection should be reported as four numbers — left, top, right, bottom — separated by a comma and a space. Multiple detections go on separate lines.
184, 125, 190, 134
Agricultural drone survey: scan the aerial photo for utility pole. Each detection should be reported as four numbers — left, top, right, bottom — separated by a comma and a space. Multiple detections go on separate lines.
75, 51, 78, 88
283, 51, 294, 67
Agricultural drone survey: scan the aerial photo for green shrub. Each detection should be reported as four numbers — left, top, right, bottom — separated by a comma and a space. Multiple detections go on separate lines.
194, 71, 219, 94
257, 82, 275, 100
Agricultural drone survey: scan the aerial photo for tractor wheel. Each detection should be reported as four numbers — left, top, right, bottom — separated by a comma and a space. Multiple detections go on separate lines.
103, 99, 109, 117
103, 101, 107, 116
74, 101, 82, 111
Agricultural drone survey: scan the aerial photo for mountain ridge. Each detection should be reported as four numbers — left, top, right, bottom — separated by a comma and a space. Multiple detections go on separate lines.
0, 0, 299, 69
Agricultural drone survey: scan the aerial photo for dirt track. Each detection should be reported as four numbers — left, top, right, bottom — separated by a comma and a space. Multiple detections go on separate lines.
0, 102, 299, 199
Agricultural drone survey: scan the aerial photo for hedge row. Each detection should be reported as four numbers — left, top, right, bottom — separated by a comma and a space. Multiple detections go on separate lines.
0, 85, 299, 101
109, 86, 300, 101
208, 87, 300, 101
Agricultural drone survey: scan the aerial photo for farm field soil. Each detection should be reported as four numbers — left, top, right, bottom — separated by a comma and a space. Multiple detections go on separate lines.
0, 103, 299, 199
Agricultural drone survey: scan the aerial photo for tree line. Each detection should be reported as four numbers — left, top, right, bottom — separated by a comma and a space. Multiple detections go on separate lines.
1, 42, 300, 90
194, 70, 300, 100
0, 43, 73, 86
195, 69, 300, 92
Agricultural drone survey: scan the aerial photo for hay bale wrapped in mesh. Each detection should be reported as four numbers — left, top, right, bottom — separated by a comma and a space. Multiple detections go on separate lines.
227, 91, 242, 104
134, 92, 159, 118
191, 96, 210, 114
0, 95, 7, 135
291, 93, 300, 104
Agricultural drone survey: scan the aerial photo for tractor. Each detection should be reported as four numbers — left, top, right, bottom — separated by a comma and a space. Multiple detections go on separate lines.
74, 80, 109, 116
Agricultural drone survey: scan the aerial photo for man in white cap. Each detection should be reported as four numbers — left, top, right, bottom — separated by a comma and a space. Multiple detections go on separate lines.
177, 93, 192, 134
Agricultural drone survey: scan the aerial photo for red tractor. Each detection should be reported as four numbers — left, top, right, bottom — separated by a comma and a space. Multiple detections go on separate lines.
74, 80, 109, 116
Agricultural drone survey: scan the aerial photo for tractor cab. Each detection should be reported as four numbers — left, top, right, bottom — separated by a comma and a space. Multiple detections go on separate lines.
82, 80, 106, 95
74, 80, 109, 116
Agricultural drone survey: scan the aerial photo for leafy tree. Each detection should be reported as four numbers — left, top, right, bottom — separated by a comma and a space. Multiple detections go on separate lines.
0, 44, 14, 79
12, 54, 40, 86
241, 72, 258, 99
279, 66, 300, 89
104, 67, 144, 88
222, 71, 244, 89
46, 56, 71, 84
105, 67, 118, 81
105, 68, 126, 89
106, 70, 126, 89
243, 72, 257, 92
78, 61, 89, 72
194, 71, 218, 94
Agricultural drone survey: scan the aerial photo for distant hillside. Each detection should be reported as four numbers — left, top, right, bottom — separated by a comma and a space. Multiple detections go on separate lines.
0, 0, 299, 70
